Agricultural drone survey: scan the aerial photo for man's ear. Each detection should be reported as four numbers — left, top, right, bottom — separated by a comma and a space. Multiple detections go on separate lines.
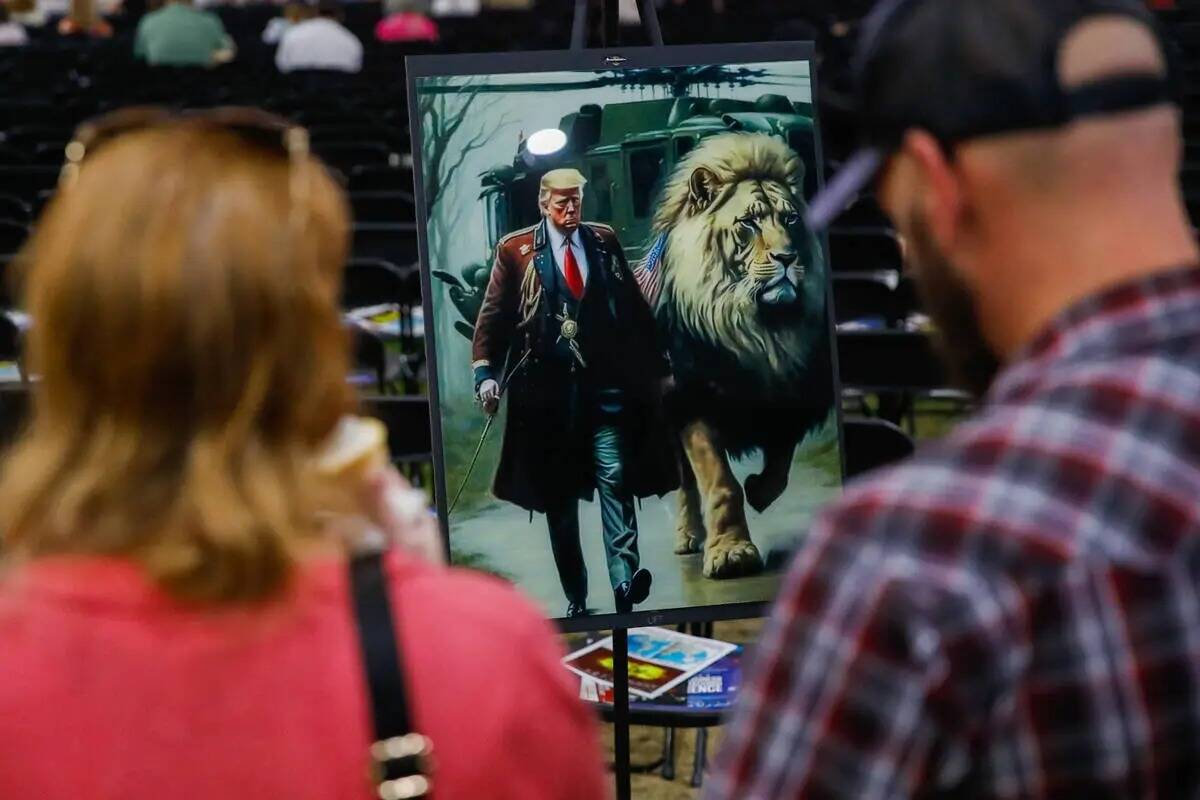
901, 130, 965, 255
689, 166, 719, 212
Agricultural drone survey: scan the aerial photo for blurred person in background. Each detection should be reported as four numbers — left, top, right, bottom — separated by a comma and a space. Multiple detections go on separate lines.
430, 0, 478, 16
7, 0, 47, 29
275, 0, 362, 73
38, 0, 119, 18
262, 0, 314, 45
134, 0, 234, 66
56, 0, 112, 36
0, 109, 608, 800
35, 0, 70, 19
0, 5, 30, 44
706, 0, 1200, 798
374, 0, 438, 44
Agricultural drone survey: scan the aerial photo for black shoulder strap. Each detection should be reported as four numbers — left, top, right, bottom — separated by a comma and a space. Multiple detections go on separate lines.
350, 551, 434, 800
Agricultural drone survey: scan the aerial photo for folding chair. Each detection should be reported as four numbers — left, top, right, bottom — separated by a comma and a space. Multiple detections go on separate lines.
31, 141, 70, 165
827, 230, 903, 273
349, 164, 415, 194
310, 124, 408, 150
0, 384, 30, 448
832, 273, 902, 328
358, 395, 433, 486
0, 313, 25, 385
349, 191, 418, 224
837, 330, 963, 431
313, 141, 396, 172
0, 219, 29, 256
0, 144, 32, 166
0, 256, 11, 307
830, 195, 892, 231
0, 195, 30, 223
342, 258, 412, 310
0, 102, 75, 130
344, 258, 423, 392
837, 330, 947, 393
842, 416, 915, 480
352, 223, 420, 266
348, 323, 389, 394
0, 167, 60, 207
0, 126, 72, 156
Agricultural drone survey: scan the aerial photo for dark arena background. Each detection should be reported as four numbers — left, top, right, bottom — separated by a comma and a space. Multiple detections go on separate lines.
1, 2, 1197, 798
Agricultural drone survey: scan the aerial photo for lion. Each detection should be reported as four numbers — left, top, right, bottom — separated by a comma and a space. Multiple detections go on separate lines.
648, 132, 833, 579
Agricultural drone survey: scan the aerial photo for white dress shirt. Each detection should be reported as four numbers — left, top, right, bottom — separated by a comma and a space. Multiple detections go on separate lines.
431, 0, 480, 16
275, 17, 363, 73
0, 22, 28, 46
547, 222, 589, 291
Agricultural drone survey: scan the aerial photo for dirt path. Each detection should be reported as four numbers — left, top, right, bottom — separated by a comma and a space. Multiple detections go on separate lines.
450, 453, 839, 618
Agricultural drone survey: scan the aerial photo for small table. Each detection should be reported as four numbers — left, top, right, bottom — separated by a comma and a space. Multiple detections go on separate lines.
576, 638, 744, 788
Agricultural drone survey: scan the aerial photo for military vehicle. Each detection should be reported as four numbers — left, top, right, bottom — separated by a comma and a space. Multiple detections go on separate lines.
482, 92, 818, 260
435, 91, 820, 339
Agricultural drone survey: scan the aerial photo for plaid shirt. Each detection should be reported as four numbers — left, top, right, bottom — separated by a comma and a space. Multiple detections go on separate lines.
705, 267, 1200, 799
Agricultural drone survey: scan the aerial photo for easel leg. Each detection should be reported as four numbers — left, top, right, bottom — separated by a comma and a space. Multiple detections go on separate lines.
638, 0, 665, 45
603, 0, 619, 47
613, 627, 632, 800
691, 727, 709, 788
571, 0, 663, 50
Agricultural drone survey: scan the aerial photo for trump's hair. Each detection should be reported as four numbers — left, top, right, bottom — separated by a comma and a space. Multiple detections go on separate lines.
537, 168, 587, 208
0, 121, 354, 603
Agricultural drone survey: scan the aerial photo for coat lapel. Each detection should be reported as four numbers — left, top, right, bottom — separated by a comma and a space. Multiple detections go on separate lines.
579, 225, 617, 316
532, 219, 556, 302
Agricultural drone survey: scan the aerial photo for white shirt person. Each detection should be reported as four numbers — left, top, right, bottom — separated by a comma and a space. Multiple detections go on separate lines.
275, 3, 362, 74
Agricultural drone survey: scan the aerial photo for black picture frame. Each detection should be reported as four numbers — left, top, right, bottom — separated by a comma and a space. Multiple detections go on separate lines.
406, 41, 846, 634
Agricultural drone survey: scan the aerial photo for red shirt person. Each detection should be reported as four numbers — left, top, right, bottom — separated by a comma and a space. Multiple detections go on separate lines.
0, 552, 603, 799
706, 1, 1200, 798
0, 111, 607, 800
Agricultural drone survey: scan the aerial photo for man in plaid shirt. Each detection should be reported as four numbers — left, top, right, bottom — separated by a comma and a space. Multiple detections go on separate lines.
705, 0, 1200, 797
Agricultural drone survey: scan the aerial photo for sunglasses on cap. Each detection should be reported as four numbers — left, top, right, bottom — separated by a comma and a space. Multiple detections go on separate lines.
60, 106, 314, 228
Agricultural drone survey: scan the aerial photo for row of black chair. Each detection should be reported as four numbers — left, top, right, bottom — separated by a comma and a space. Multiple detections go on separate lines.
0, 188, 416, 227
0, 221, 418, 285
0, 381, 916, 490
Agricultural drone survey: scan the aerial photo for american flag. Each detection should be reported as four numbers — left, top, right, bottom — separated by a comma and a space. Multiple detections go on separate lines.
633, 232, 668, 309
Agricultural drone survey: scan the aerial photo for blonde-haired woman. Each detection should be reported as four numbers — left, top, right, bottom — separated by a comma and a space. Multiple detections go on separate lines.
56, 0, 113, 36
0, 109, 607, 800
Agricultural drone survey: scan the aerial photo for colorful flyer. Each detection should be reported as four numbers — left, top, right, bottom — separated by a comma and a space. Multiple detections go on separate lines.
563, 628, 737, 700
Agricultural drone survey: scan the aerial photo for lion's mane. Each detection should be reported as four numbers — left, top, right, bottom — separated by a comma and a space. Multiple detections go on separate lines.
653, 133, 831, 446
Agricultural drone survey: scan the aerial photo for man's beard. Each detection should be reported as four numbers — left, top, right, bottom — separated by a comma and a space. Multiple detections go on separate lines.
905, 212, 1002, 398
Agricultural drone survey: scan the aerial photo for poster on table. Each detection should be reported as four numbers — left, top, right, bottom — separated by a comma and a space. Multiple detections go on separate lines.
564, 627, 738, 700
408, 43, 843, 629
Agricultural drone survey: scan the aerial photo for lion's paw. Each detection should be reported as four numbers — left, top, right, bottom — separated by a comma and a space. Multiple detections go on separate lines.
674, 528, 704, 555
703, 537, 763, 579
745, 473, 787, 514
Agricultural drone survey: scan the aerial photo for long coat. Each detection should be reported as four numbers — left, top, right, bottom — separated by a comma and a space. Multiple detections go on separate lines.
471, 220, 679, 513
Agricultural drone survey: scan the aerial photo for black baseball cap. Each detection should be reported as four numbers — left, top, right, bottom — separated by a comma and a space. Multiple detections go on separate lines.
807, 0, 1178, 230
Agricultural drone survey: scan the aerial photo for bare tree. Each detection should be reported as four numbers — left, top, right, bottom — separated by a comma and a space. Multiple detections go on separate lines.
418, 77, 512, 258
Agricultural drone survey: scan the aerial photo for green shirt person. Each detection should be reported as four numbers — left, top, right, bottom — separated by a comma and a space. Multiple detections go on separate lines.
134, 0, 235, 67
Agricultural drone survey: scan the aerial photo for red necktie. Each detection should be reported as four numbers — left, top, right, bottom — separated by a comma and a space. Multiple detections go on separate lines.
563, 241, 584, 299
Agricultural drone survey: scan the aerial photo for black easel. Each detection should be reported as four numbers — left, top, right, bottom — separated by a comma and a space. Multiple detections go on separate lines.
567, 7, 663, 798
566, 6, 662, 796
612, 627, 632, 800
571, 0, 666, 50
